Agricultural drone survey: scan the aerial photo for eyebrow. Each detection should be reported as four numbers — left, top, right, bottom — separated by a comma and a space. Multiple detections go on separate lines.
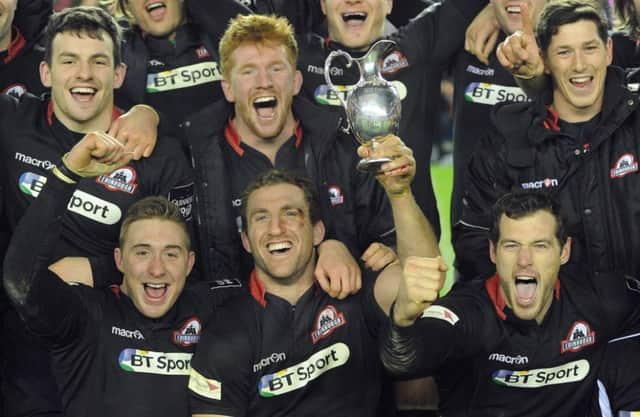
57, 52, 111, 60
130, 243, 185, 251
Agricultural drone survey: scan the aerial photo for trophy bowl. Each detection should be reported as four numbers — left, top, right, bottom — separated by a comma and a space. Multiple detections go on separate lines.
324, 39, 402, 173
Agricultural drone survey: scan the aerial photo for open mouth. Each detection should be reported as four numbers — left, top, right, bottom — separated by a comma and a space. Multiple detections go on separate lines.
506, 5, 521, 15
267, 241, 292, 255
70, 87, 97, 102
514, 276, 537, 306
145, 1, 166, 19
253, 96, 277, 118
342, 12, 367, 23
570, 76, 593, 89
143, 283, 168, 299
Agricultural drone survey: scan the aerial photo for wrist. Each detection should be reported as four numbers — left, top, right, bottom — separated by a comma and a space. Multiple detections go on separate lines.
54, 155, 83, 183
133, 104, 160, 125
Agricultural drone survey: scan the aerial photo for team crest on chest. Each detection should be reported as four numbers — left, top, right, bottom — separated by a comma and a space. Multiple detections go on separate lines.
381, 51, 409, 75
311, 305, 347, 344
560, 321, 596, 353
96, 166, 138, 194
610, 153, 639, 178
195, 45, 211, 59
172, 317, 202, 347
328, 185, 344, 206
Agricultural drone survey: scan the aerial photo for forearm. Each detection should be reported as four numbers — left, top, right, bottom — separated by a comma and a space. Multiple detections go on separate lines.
388, 192, 439, 263
3, 170, 74, 316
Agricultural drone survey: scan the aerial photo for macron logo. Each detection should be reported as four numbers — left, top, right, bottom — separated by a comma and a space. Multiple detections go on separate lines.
15, 152, 55, 170
111, 326, 144, 340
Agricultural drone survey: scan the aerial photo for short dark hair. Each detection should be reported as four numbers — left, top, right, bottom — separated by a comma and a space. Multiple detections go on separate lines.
489, 191, 568, 247
119, 196, 190, 249
536, 0, 608, 53
240, 170, 321, 232
44, 6, 123, 66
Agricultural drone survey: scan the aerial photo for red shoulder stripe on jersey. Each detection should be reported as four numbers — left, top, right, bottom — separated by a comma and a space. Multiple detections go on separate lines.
109, 285, 121, 298
224, 118, 244, 156
543, 105, 561, 132
249, 270, 267, 308
485, 274, 507, 320
294, 120, 303, 148
4, 27, 26, 64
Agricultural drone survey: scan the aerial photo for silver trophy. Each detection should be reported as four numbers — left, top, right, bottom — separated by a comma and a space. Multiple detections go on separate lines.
324, 39, 401, 173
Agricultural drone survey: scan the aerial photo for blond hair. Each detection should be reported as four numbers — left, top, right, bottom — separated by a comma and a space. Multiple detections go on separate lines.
219, 14, 298, 79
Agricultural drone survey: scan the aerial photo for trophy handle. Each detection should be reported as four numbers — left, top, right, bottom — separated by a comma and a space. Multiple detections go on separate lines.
324, 49, 354, 111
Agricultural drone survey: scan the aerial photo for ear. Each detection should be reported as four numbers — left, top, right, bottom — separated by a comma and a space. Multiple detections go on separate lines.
221, 79, 235, 103
114, 247, 125, 273
241, 231, 252, 254
385, 0, 393, 15
313, 220, 326, 246
489, 240, 497, 265
113, 62, 127, 89
186, 251, 196, 275
560, 237, 571, 265
320, 0, 327, 16
40, 61, 52, 88
606, 37, 613, 66
293, 70, 303, 96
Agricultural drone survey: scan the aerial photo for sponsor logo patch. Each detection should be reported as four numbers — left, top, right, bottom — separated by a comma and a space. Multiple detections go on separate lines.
208, 278, 243, 290
118, 349, 192, 375
148, 59, 165, 67
610, 153, 639, 179
561, 321, 596, 353
310, 305, 347, 344
328, 186, 344, 206
67, 190, 122, 225
189, 368, 222, 400
488, 353, 528, 365
421, 305, 459, 325
173, 317, 202, 347
313, 80, 407, 106
381, 51, 409, 74
464, 82, 529, 105
491, 359, 590, 388
169, 183, 195, 220
15, 152, 55, 170
253, 352, 287, 373
19, 172, 47, 197
111, 326, 144, 340
620, 412, 640, 416
3, 83, 27, 98
465, 64, 495, 77
258, 343, 349, 397
306, 64, 344, 77
521, 177, 559, 190
146, 61, 222, 93
96, 166, 138, 194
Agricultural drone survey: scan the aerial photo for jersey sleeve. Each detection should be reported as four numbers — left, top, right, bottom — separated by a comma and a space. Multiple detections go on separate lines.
2, 171, 90, 346
353, 166, 397, 250
391, 0, 488, 66
379, 287, 490, 378
188, 304, 254, 417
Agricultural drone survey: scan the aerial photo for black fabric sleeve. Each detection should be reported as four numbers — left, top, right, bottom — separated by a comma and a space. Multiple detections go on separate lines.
451, 130, 511, 280
379, 290, 487, 379
14, 0, 51, 42
3, 171, 88, 344
391, 0, 488, 66
185, 0, 251, 43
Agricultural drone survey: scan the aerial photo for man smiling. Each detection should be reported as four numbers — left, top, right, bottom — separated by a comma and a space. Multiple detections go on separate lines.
456, 0, 640, 281
381, 190, 638, 416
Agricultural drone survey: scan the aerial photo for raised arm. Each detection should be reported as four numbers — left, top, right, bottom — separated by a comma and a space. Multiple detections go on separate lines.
3, 131, 130, 340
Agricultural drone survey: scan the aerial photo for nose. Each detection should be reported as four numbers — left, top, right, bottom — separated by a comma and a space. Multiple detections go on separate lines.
268, 216, 284, 235
574, 51, 586, 72
256, 68, 273, 88
148, 254, 167, 277
516, 246, 533, 267
75, 60, 93, 80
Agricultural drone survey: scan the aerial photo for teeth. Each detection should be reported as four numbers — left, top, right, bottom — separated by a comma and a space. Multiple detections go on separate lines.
571, 76, 591, 83
515, 276, 536, 284
254, 96, 277, 108
506, 6, 521, 13
268, 242, 292, 252
70, 87, 96, 94
144, 283, 167, 289
146, 2, 164, 12
342, 12, 367, 21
